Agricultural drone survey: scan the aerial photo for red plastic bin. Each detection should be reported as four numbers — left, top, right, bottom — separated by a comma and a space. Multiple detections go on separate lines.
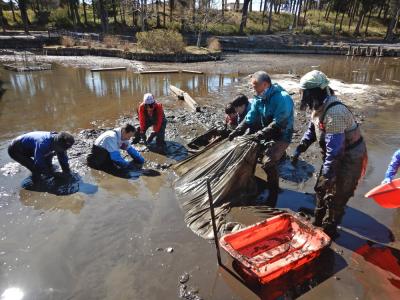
219, 213, 331, 284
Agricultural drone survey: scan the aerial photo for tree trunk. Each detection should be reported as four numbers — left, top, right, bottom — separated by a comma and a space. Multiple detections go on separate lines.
10, 0, 17, 22
83, 0, 88, 25
192, 0, 196, 23
302, 0, 308, 30
163, 0, 166, 27
99, 0, 109, 32
93, 0, 97, 23
339, 10, 346, 31
239, 0, 251, 34
156, 0, 161, 27
354, 10, 365, 36
262, 0, 268, 25
18, 0, 29, 33
385, 5, 400, 41
267, 0, 274, 32
169, 0, 174, 23
296, 0, 303, 27
249, 0, 252, 12
364, 8, 372, 35
259, 0, 263, 12
333, 9, 340, 37
112, 0, 118, 24
0, 4, 5, 33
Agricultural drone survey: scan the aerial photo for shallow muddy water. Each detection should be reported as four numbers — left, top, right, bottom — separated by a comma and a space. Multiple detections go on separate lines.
0, 54, 399, 300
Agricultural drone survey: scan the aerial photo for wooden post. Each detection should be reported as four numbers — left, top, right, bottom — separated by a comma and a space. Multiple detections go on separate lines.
169, 85, 200, 112
207, 178, 222, 266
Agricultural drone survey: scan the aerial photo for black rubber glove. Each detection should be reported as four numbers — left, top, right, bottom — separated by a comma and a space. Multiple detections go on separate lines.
228, 130, 239, 141
315, 175, 336, 193
147, 132, 157, 144
229, 122, 249, 141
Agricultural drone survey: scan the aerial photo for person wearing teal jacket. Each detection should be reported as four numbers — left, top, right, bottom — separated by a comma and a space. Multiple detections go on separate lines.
229, 71, 294, 206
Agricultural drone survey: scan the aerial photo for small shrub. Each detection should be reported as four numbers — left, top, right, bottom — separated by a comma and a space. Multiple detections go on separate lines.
103, 35, 121, 48
79, 37, 94, 49
136, 30, 185, 54
207, 37, 221, 52
61, 36, 76, 47
50, 8, 73, 29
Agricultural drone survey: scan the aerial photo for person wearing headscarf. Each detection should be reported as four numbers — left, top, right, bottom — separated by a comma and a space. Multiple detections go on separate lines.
292, 70, 368, 238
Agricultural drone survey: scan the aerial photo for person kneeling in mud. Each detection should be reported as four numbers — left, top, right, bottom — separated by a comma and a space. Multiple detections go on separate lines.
229, 71, 294, 206
87, 124, 144, 173
8, 131, 75, 183
292, 70, 368, 238
137, 93, 167, 151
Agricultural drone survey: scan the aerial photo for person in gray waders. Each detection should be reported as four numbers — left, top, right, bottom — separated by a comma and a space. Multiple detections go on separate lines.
228, 71, 294, 206
292, 70, 368, 238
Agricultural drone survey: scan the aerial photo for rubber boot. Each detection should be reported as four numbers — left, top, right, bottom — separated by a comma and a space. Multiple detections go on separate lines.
264, 166, 279, 207
313, 206, 326, 227
322, 222, 339, 239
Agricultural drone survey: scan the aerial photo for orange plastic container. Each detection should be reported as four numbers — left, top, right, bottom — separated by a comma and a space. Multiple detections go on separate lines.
220, 213, 331, 284
365, 178, 400, 208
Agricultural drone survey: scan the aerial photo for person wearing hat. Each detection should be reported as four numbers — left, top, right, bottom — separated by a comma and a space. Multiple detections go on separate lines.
292, 70, 368, 238
228, 71, 294, 206
137, 93, 167, 148
87, 124, 144, 173
8, 131, 75, 182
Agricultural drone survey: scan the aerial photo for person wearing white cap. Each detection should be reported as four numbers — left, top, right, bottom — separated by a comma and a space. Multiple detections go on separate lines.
137, 93, 167, 149
292, 70, 367, 238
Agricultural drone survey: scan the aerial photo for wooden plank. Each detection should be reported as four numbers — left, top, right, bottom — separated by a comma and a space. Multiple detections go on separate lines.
181, 70, 204, 75
90, 67, 127, 72
139, 70, 180, 74
169, 85, 200, 112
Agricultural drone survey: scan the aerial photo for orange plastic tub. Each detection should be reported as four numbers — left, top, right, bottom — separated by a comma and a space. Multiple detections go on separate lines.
365, 178, 400, 208
220, 213, 331, 284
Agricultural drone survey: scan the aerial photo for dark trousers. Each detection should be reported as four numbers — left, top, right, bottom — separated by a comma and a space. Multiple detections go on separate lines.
87, 145, 119, 172
314, 141, 368, 227
8, 140, 52, 174
145, 118, 167, 145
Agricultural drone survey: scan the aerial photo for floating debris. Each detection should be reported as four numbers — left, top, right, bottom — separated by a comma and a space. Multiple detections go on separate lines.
165, 247, 174, 253
1, 162, 21, 176
179, 272, 190, 284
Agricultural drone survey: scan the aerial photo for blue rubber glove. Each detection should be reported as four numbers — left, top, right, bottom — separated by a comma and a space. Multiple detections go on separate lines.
381, 177, 392, 185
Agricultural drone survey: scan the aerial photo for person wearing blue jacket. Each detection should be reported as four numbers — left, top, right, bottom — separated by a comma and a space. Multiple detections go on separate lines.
8, 131, 75, 182
382, 150, 400, 184
87, 124, 144, 172
292, 70, 367, 238
229, 71, 294, 206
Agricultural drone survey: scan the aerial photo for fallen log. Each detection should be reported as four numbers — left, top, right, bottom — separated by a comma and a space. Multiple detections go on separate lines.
169, 85, 201, 112
181, 70, 204, 74
90, 67, 127, 72
139, 70, 180, 74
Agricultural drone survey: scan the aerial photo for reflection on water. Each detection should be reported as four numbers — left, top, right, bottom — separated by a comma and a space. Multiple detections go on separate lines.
0, 66, 239, 140
303, 56, 400, 85
1, 287, 24, 300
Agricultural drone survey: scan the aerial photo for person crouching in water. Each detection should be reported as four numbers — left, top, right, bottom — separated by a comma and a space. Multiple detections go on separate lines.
87, 124, 144, 173
292, 70, 368, 238
8, 131, 75, 182
137, 93, 167, 150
